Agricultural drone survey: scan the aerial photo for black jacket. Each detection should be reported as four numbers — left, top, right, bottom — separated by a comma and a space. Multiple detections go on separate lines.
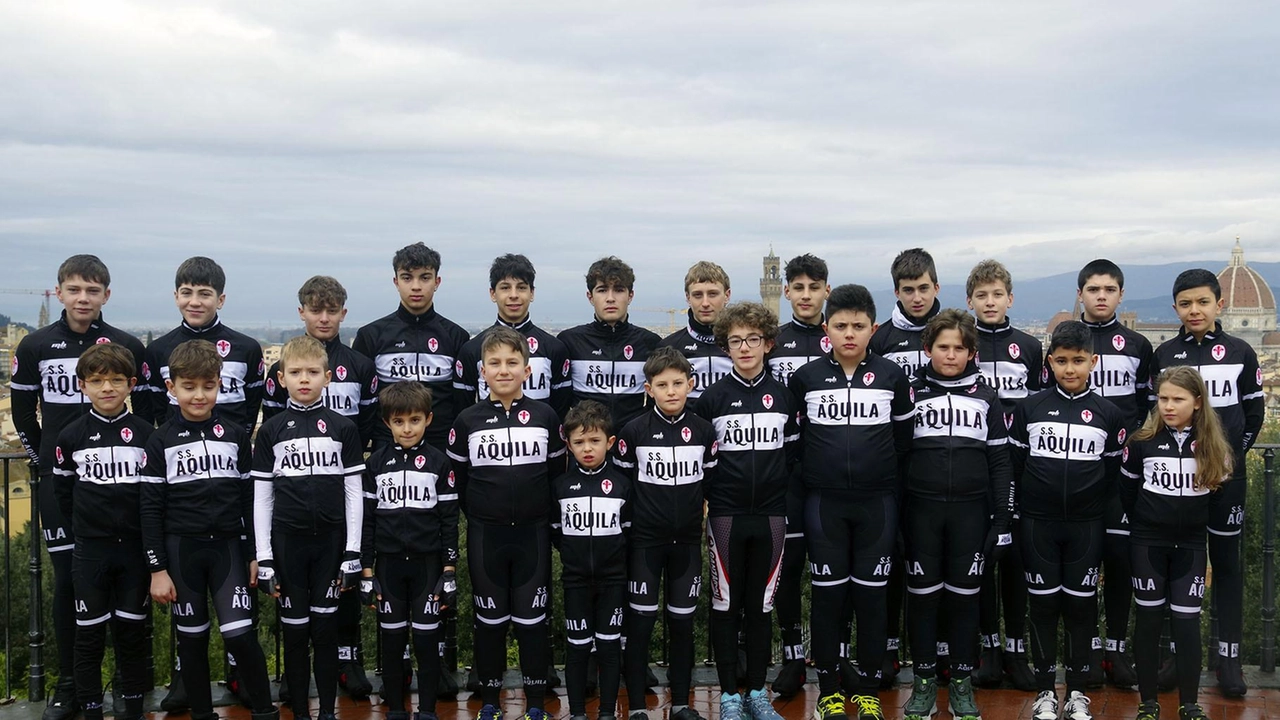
1120, 426, 1214, 547
263, 336, 379, 446
658, 312, 733, 408
361, 439, 459, 566
139, 413, 254, 571
52, 409, 154, 541
551, 463, 632, 586
445, 396, 567, 525
1008, 384, 1126, 522
613, 406, 718, 547
1079, 315, 1153, 431
767, 316, 829, 388
139, 317, 265, 436
694, 369, 799, 516
557, 316, 661, 429
454, 317, 572, 418
11, 312, 145, 474
974, 319, 1044, 414
868, 300, 941, 378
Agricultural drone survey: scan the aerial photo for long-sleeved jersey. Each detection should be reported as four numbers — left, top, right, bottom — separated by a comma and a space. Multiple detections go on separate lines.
1008, 383, 1126, 522
905, 363, 1014, 526
262, 336, 378, 446
138, 317, 265, 436
139, 413, 254, 571
251, 400, 366, 560
557, 316, 662, 429
613, 406, 718, 548
789, 353, 914, 494
1120, 427, 1213, 547
52, 409, 155, 541
454, 317, 572, 417
445, 396, 566, 525
767, 316, 830, 387
10, 311, 145, 473
974, 318, 1043, 414
658, 312, 733, 406
695, 369, 799, 516
868, 300, 941, 378
360, 439, 459, 566
1079, 315, 1153, 431
1150, 322, 1264, 455
353, 305, 471, 448
551, 463, 632, 585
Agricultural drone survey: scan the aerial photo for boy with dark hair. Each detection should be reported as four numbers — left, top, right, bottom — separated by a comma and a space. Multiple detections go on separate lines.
139, 339, 276, 720
252, 336, 367, 720
1075, 258, 1153, 688
447, 327, 567, 720
552, 400, 631, 720
455, 254, 572, 417
965, 259, 1041, 690
696, 302, 798, 720
355, 242, 470, 450
765, 253, 831, 695
900, 309, 1013, 720
657, 261, 734, 409
51, 343, 154, 720
1008, 321, 1125, 720
791, 284, 914, 720
361, 381, 459, 720
559, 256, 662, 429
1149, 268, 1264, 697
11, 254, 146, 719
614, 346, 718, 720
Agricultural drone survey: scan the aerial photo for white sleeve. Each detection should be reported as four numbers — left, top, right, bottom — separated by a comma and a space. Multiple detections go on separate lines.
253, 479, 275, 562
344, 473, 364, 555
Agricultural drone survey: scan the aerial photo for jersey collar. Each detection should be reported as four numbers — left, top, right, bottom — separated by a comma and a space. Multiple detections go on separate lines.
396, 304, 439, 324
976, 318, 1013, 336
590, 315, 633, 334
730, 368, 769, 388
89, 408, 131, 423
1179, 321, 1222, 343
789, 315, 825, 332
495, 315, 533, 331
1054, 383, 1094, 401
321, 335, 346, 352
286, 398, 326, 412
56, 310, 105, 337
920, 362, 982, 389
577, 462, 608, 476
1079, 314, 1118, 329
891, 300, 940, 332
685, 311, 716, 345
652, 405, 687, 425
181, 315, 223, 334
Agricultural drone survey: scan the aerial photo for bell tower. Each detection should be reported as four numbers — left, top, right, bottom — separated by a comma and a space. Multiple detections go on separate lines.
760, 246, 783, 318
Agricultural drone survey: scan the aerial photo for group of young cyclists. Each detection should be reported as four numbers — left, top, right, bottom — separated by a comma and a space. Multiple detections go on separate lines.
10, 243, 1265, 720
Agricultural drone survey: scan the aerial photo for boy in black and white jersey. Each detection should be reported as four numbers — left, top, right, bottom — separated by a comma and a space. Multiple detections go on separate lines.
354, 243, 470, 451
52, 343, 154, 720
10, 254, 145, 720
657, 261, 734, 410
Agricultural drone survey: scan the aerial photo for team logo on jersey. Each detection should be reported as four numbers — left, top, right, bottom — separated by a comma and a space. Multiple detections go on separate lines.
527, 336, 539, 354
710, 441, 719, 455
212, 423, 225, 438
370, 377, 378, 394
258, 359, 265, 375
623, 344, 634, 360
681, 426, 692, 443
10, 356, 16, 375
1112, 334, 1125, 351
563, 359, 571, 376
216, 339, 231, 357
762, 393, 774, 409
335, 366, 347, 381
1081, 409, 1093, 423
456, 359, 465, 377
862, 371, 875, 386
415, 455, 426, 470
447, 470, 455, 487
1040, 366, 1049, 385
141, 361, 149, 379
1260, 368, 1265, 385
95, 336, 110, 344
266, 378, 276, 395
1008, 342, 1021, 359
618, 439, 627, 456
317, 419, 327, 433
1004, 412, 1014, 430
601, 478, 613, 494
517, 409, 531, 424
1122, 446, 1129, 462
967, 384, 978, 394
141, 451, 147, 466
55, 446, 64, 465
1191, 440, 1197, 453
909, 386, 915, 403
448, 428, 457, 445
1118, 428, 1126, 445
121, 427, 133, 443
820, 336, 833, 353
428, 337, 439, 353
1211, 344, 1226, 362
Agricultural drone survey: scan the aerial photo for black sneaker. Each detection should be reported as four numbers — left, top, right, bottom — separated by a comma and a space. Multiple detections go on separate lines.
1134, 700, 1160, 720
160, 673, 189, 713
1177, 704, 1208, 720
1216, 655, 1247, 698
669, 708, 706, 720
973, 645, 1003, 688
1105, 649, 1137, 689
771, 659, 808, 698
339, 659, 374, 700
1003, 651, 1036, 692
42, 676, 79, 720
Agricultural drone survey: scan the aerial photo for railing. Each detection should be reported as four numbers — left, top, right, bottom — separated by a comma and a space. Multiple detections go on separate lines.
3, 445, 1278, 701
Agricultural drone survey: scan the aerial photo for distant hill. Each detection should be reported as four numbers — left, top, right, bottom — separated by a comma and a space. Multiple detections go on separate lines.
872, 261, 1280, 325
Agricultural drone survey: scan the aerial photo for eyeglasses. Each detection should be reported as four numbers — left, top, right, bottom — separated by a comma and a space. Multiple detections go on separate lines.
83, 377, 129, 389
726, 335, 765, 350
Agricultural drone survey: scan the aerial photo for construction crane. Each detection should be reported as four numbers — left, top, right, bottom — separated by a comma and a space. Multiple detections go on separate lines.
634, 307, 687, 336
0, 288, 54, 327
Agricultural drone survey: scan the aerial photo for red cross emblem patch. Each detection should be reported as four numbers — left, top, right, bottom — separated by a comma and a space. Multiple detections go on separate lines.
617, 439, 627, 455
1112, 335, 1125, 352
1008, 343, 1021, 359
317, 419, 327, 433
96, 337, 111, 344
681, 427, 692, 442
216, 339, 231, 357
762, 394, 774, 409
1211, 344, 1226, 361
863, 372, 875, 386
213, 424, 225, 438
1081, 410, 1093, 423
527, 336, 539, 354
518, 410, 531, 424
121, 427, 133, 443
601, 478, 613, 494
415, 455, 426, 470
623, 345, 634, 360
820, 336, 832, 353
428, 337, 439, 353
335, 366, 347, 381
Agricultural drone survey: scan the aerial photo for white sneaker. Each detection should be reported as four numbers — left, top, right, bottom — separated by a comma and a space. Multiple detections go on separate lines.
1061, 691, 1092, 720
1030, 690, 1058, 720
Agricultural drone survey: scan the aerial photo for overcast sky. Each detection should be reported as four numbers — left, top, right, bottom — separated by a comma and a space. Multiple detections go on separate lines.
2, 1, 1279, 329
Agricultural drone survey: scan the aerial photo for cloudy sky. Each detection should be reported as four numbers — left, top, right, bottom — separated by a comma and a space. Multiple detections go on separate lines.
2, 1, 1278, 330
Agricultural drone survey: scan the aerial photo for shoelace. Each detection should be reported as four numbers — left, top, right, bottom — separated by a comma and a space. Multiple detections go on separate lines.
817, 693, 845, 717
853, 695, 882, 718
1032, 693, 1057, 715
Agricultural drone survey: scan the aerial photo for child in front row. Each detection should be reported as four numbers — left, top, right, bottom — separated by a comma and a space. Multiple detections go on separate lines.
252, 336, 367, 720
139, 339, 276, 720
552, 400, 632, 720
1122, 367, 1234, 720
361, 381, 459, 720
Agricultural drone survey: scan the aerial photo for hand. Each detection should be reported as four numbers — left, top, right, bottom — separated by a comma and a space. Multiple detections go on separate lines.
257, 560, 282, 597
983, 526, 1013, 565
339, 551, 362, 592
150, 570, 177, 604
432, 569, 457, 611
360, 576, 381, 607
